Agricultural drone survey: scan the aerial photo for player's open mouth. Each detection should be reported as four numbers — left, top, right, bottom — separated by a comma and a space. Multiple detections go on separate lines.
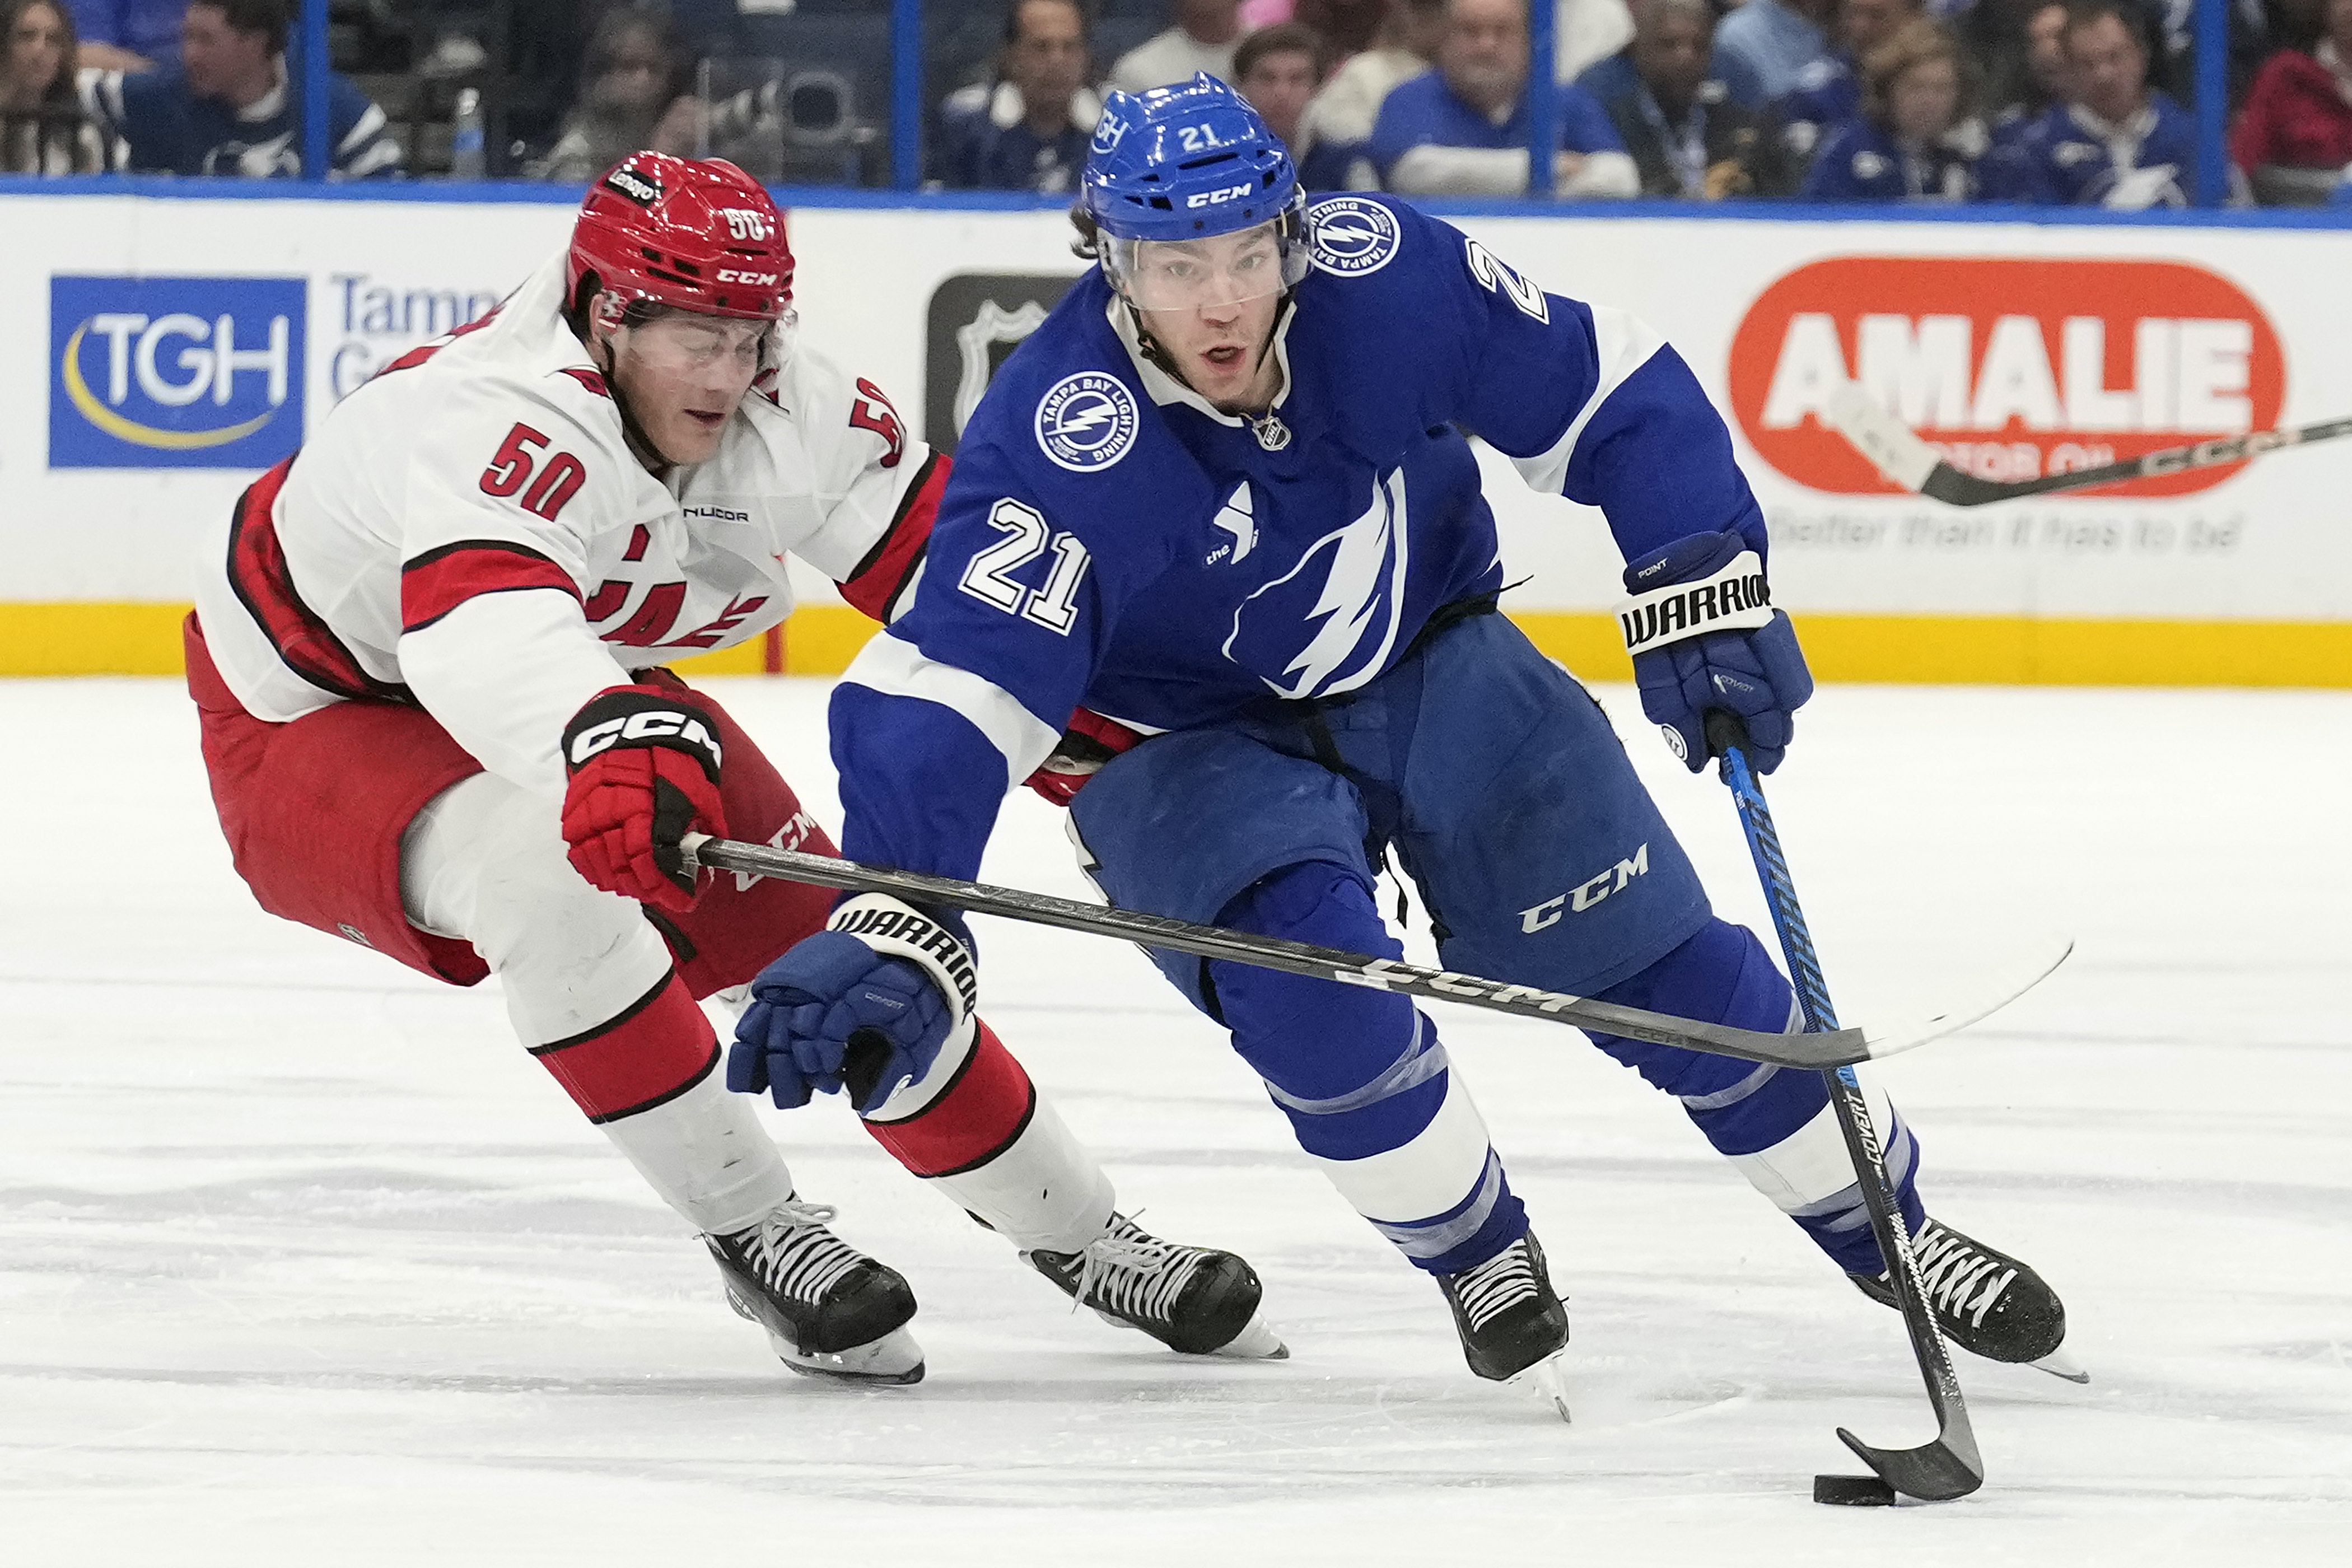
686, 409, 726, 428
1203, 346, 1243, 370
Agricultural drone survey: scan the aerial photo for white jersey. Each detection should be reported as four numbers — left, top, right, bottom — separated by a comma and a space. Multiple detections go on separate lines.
193, 250, 940, 800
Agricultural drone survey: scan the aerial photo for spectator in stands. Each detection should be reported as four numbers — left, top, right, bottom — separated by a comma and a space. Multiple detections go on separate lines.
935, 0, 1101, 193
2232, 0, 2352, 203
1297, 0, 1450, 186
1800, 17, 1987, 198
1235, 21, 1326, 148
1957, 0, 2073, 124
1776, 0, 1916, 168
1368, 0, 1639, 194
1112, 0, 1243, 92
1241, 1, 1391, 60
1589, 0, 1794, 195
66, 0, 176, 69
533, 5, 697, 183
75, 0, 400, 176
4, 0, 105, 170
1713, 0, 1833, 101
1580, 0, 1767, 109
1995, 0, 2203, 206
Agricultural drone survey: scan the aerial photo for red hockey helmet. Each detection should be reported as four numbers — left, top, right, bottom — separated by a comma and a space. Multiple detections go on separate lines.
567, 152, 792, 324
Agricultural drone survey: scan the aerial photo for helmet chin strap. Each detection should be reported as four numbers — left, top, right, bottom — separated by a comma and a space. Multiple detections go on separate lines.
594, 329, 685, 477
1123, 292, 1296, 413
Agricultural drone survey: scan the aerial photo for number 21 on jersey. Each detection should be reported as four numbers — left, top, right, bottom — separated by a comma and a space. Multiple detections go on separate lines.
958, 498, 1090, 634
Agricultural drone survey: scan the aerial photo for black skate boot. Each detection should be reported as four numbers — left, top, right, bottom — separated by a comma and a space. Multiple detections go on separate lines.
1849, 1217, 2080, 1380
704, 1198, 924, 1384
1024, 1212, 1287, 1359
1436, 1230, 1571, 1418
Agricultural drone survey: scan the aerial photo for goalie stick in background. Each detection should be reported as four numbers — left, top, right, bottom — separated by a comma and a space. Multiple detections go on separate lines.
721, 77, 2078, 1422
183, 152, 1282, 1384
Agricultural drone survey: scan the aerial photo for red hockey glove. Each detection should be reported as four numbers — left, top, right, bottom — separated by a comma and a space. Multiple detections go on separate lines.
560, 684, 729, 913
1024, 708, 1145, 806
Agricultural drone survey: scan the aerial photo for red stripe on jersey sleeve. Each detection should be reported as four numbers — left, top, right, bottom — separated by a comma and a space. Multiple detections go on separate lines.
858, 1020, 1037, 1177
527, 971, 720, 1124
400, 540, 582, 634
839, 450, 946, 623
225, 458, 413, 704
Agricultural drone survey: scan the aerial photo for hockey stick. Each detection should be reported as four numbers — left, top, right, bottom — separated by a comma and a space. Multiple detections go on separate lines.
678, 834, 2065, 1071
1828, 380, 2352, 506
1702, 711, 1984, 1503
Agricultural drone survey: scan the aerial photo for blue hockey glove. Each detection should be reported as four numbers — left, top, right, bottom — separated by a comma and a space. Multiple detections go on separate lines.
1618, 530, 1814, 774
727, 895, 979, 1116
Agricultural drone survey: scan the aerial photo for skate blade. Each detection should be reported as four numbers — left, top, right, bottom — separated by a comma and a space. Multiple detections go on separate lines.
1506, 1350, 1573, 1423
1211, 1310, 1289, 1360
2031, 1343, 2089, 1384
772, 1324, 926, 1385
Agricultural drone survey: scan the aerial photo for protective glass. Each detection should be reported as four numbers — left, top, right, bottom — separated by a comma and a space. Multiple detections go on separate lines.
1105, 219, 1310, 312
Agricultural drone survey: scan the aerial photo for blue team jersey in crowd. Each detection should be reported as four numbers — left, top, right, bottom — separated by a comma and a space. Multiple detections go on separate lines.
1366, 70, 1625, 185
829, 195, 1767, 880
78, 62, 400, 179
1774, 52, 1858, 164
1993, 92, 2198, 207
66, 0, 181, 62
1799, 116, 1987, 201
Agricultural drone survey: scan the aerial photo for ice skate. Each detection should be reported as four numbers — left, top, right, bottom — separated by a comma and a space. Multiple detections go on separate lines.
705, 1198, 925, 1384
1024, 1212, 1287, 1359
1849, 1217, 2083, 1382
1437, 1230, 1571, 1420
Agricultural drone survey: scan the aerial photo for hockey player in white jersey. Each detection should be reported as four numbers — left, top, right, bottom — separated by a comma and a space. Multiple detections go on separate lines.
183, 152, 1280, 1382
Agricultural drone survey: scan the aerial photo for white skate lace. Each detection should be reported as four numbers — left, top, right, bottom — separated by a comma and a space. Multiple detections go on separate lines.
1452, 1240, 1541, 1333
1908, 1221, 2017, 1330
1068, 1215, 1203, 1328
730, 1200, 867, 1309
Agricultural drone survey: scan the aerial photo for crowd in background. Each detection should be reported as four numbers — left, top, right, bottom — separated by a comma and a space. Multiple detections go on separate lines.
3, 0, 2348, 206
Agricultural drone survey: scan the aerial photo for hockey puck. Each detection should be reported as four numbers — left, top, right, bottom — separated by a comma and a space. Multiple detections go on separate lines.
1813, 1473, 1898, 1506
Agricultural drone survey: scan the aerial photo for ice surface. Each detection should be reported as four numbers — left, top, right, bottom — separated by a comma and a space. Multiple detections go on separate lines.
3, 677, 2349, 1566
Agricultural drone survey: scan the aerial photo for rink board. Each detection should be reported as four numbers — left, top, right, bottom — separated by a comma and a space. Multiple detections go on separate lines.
3, 189, 2348, 683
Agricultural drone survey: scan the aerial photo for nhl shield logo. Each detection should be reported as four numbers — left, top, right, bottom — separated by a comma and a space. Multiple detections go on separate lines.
1306, 197, 1401, 278
1035, 371, 1140, 472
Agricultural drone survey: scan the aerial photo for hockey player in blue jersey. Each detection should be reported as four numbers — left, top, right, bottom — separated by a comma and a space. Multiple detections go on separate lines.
727, 76, 2071, 1403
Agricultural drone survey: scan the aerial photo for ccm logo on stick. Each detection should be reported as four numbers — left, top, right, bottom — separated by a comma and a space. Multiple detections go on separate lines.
1521, 845, 1649, 932
566, 711, 724, 767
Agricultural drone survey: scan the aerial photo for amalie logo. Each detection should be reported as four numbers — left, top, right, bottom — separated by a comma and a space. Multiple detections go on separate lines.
1727, 257, 2284, 500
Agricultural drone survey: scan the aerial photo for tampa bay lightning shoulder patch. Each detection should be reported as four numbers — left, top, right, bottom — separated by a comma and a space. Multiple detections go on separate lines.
1034, 371, 1141, 473
1306, 196, 1401, 278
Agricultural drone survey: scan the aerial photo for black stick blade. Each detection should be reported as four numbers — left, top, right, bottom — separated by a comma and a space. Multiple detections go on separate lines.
1838, 1429, 1986, 1502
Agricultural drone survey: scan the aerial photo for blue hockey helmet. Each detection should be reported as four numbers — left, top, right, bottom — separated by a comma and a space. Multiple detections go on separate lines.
1082, 74, 1310, 311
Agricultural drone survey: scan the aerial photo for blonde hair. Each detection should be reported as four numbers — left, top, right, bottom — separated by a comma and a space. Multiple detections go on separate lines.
1860, 17, 1975, 127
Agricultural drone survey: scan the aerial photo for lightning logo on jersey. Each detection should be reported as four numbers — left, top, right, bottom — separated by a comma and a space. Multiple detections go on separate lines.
1224, 469, 1410, 699
1035, 372, 1140, 472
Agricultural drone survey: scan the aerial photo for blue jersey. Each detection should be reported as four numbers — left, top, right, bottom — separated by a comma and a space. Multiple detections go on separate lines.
1366, 69, 1625, 185
1774, 52, 1858, 166
1995, 94, 2197, 207
80, 62, 402, 179
829, 195, 1767, 880
1798, 116, 1986, 202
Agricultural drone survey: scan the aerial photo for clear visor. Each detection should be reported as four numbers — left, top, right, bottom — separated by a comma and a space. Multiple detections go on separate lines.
1105, 220, 1308, 312
608, 304, 796, 380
